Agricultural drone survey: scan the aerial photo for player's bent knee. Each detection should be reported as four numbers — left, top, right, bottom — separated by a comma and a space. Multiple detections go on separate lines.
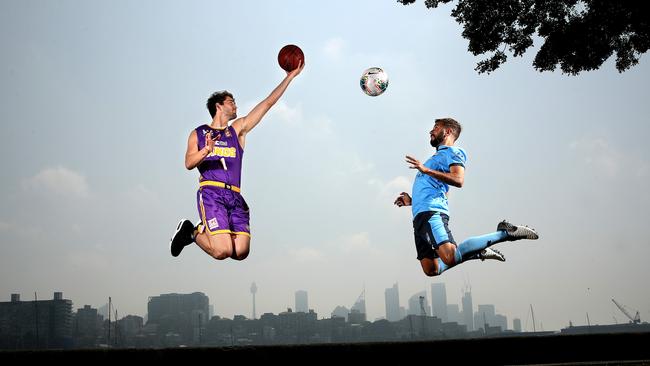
211, 248, 232, 260
422, 268, 438, 277
232, 250, 249, 261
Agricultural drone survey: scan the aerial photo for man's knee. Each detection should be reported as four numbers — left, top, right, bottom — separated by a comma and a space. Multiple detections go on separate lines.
439, 255, 456, 266
231, 250, 249, 261
422, 268, 438, 277
211, 247, 232, 260
438, 245, 457, 266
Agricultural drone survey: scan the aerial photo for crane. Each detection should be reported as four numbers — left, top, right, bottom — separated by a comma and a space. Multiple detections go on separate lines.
419, 296, 427, 337
530, 304, 536, 332
611, 298, 641, 324
419, 296, 427, 317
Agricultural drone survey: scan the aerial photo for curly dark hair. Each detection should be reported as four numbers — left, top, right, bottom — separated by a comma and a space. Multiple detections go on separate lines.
206, 91, 234, 118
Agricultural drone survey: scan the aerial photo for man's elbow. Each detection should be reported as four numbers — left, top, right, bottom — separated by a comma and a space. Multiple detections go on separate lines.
454, 179, 464, 188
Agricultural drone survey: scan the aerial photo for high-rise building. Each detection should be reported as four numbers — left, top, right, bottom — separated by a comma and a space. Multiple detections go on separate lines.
295, 290, 308, 313
348, 309, 366, 324
250, 282, 257, 319
475, 304, 507, 332
430, 283, 448, 322
384, 283, 401, 322
73, 304, 102, 347
447, 304, 460, 323
476, 304, 496, 330
513, 317, 522, 332
494, 314, 508, 331
147, 292, 209, 345
118, 315, 144, 340
351, 289, 366, 315
462, 290, 474, 331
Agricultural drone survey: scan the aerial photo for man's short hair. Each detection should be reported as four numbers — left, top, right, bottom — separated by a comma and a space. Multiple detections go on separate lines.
435, 118, 462, 140
206, 91, 234, 118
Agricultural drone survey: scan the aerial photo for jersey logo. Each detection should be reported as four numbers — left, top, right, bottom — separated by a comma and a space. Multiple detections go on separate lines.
208, 217, 219, 229
211, 146, 236, 158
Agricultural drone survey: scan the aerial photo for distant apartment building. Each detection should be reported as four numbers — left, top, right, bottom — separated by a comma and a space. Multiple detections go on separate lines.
119, 314, 144, 339
0, 292, 73, 349
73, 304, 102, 348
278, 308, 318, 343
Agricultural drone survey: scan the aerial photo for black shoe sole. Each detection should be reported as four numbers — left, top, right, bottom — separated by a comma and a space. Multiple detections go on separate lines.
170, 220, 193, 257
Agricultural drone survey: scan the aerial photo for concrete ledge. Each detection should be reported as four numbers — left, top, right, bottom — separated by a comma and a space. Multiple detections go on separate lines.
2, 332, 650, 364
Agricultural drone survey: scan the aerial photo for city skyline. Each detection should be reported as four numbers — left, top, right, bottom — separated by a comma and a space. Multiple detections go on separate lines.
1, 0, 649, 332
3, 285, 648, 350
2, 280, 599, 332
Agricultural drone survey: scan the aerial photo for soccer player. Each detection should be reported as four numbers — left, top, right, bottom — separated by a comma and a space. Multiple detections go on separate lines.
394, 118, 539, 276
170, 61, 304, 261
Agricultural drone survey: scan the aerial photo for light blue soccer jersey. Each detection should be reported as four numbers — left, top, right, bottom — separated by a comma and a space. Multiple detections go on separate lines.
411, 145, 467, 217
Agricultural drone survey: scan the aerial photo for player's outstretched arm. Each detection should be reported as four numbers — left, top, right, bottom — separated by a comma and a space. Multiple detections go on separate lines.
233, 61, 304, 137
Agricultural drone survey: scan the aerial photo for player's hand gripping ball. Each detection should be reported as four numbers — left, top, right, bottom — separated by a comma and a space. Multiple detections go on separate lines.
278, 44, 305, 72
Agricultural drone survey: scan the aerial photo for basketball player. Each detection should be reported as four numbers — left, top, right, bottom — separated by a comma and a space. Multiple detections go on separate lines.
170, 61, 304, 260
394, 118, 539, 276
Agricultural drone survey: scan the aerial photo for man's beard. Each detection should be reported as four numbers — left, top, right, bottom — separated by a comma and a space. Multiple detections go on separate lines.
430, 132, 444, 148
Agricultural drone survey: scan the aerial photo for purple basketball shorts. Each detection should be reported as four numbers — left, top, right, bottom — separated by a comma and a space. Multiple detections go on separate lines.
197, 186, 250, 236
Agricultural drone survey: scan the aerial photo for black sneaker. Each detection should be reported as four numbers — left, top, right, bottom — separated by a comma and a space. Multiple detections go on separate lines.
170, 219, 194, 257
497, 220, 539, 240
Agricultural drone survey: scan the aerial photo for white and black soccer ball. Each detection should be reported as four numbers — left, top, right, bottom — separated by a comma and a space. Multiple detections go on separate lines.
360, 67, 389, 97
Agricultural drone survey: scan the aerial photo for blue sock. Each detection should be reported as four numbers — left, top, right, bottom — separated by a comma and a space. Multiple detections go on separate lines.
437, 259, 450, 275
437, 245, 465, 275
455, 231, 508, 263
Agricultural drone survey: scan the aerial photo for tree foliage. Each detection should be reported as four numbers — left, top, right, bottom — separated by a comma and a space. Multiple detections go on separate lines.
398, 0, 649, 75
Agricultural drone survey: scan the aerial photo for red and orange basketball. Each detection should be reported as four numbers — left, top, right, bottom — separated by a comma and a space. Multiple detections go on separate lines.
278, 44, 304, 72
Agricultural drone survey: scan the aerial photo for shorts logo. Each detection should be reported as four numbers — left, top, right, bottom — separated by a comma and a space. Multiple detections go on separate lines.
208, 218, 219, 230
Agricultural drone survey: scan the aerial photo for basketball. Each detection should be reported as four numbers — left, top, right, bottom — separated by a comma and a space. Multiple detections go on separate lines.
278, 44, 304, 72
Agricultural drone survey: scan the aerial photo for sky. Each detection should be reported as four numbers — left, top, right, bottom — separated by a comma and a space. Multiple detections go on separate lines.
1, 0, 649, 332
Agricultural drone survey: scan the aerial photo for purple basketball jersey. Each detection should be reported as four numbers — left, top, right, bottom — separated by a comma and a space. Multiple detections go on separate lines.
195, 125, 243, 187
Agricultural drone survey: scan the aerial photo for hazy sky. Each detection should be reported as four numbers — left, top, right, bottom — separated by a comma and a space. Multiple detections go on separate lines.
1, 0, 649, 331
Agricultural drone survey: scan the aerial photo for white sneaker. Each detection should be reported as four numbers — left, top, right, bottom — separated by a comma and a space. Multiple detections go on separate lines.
479, 247, 506, 262
497, 220, 539, 240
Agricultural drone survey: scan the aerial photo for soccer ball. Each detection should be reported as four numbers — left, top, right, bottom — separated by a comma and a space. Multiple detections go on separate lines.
360, 67, 389, 96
